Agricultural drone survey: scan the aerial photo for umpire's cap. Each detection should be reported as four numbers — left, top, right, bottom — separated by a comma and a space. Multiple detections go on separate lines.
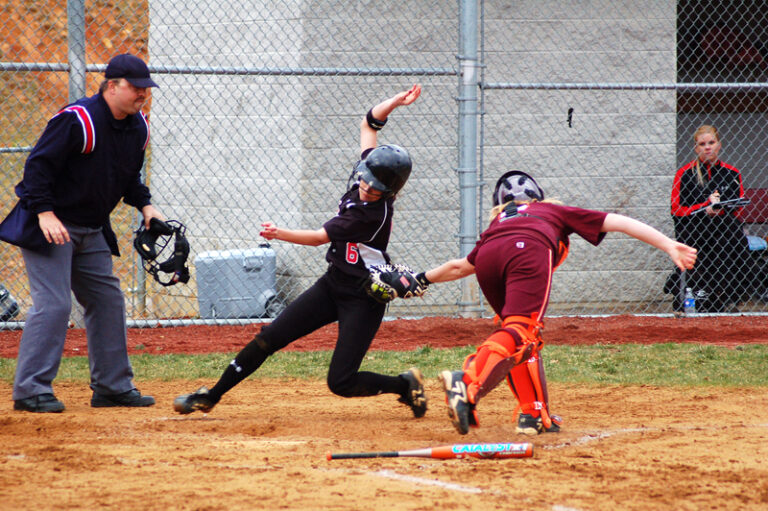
105, 54, 159, 88
492, 170, 544, 206
357, 144, 412, 198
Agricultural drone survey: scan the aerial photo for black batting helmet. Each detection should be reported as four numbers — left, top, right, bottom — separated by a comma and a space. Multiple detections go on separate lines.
492, 170, 544, 206
356, 144, 412, 198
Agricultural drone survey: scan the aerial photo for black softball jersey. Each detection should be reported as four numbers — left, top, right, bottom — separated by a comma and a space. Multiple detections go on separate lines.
323, 184, 394, 280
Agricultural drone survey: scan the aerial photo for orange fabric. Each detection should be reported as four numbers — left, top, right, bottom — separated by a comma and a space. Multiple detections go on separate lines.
527, 355, 552, 429
464, 330, 516, 403
507, 354, 552, 421
462, 315, 546, 406
501, 313, 543, 339
554, 240, 569, 269
501, 314, 544, 359
507, 362, 538, 416
498, 314, 549, 420
461, 353, 477, 382
506, 373, 521, 403
464, 328, 528, 403
466, 351, 504, 403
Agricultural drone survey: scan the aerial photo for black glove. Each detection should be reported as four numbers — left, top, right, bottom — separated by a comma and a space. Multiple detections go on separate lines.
365, 264, 429, 303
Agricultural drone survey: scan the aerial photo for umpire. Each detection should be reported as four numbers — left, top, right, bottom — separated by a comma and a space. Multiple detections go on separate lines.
0, 54, 163, 412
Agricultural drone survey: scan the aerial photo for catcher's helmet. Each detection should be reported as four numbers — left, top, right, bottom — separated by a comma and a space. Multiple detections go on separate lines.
492, 170, 544, 206
356, 144, 412, 198
134, 218, 190, 287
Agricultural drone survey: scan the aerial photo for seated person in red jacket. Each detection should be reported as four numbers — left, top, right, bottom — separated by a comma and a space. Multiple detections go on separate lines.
670, 124, 759, 312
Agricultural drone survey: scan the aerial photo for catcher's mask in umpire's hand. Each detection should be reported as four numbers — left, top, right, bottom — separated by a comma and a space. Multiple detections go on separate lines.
133, 218, 190, 287
492, 170, 544, 206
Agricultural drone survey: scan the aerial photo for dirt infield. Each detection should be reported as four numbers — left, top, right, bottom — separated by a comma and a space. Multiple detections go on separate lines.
2, 316, 768, 510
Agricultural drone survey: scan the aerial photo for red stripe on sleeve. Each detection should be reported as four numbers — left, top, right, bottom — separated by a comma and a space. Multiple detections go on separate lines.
57, 106, 96, 154
670, 160, 707, 217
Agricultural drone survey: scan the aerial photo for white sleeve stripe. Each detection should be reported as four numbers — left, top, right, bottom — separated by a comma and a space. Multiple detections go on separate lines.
140, 112, 150, 150
364, 201, 388, 242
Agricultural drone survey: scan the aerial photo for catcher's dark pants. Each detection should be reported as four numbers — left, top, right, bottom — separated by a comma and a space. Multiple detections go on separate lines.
258, 265, 402, 397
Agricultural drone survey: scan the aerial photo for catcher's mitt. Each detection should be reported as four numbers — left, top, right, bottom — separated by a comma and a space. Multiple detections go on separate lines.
365, 263, 429, 303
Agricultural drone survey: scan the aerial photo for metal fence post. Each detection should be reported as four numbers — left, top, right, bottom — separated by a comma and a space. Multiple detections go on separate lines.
66, 0, 88, 327
457, 0, 482, 317
67, 0, 86, 102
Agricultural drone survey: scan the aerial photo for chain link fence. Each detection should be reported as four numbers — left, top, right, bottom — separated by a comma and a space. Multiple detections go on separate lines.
2, 0, 768, 330
479, 0, 768, 314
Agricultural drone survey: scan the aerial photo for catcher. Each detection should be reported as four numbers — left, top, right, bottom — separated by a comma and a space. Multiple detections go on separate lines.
393, 170, 698, 435
174, 84, 429, 418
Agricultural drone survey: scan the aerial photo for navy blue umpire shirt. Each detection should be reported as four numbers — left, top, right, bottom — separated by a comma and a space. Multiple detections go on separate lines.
12, 92, 152, 256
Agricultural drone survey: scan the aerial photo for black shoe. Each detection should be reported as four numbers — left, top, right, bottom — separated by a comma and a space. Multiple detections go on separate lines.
173, 386, 217, 414
398, 367, 428, 418
14, 393, 65, 413
440, 370, 475, 435
91, 388, 155, 408
516, 413, 563, 435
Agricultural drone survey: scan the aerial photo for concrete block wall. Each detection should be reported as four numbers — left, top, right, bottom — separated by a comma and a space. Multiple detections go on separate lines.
480, 1, 677, 308
147, 0, 679, 313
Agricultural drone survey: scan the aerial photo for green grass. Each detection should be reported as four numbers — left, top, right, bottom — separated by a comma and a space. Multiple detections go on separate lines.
1, 343, 767, 386
543, 343, 768, 386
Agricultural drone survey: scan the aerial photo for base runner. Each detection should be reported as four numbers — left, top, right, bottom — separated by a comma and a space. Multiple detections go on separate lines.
173, 85, 428, 419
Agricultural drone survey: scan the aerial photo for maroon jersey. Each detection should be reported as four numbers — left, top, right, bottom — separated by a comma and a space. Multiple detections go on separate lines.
467, 202, 608, 318
323, 185, 394, 279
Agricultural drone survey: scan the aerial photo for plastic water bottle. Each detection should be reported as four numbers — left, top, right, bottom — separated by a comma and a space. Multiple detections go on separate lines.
683, 287, 696, 315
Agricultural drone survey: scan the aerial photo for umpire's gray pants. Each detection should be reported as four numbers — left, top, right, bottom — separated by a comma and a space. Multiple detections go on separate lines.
13, 224, 135, 400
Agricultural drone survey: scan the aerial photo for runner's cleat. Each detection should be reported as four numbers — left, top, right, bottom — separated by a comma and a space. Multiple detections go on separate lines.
398, 367, 428, 418
173, 386, 217, 414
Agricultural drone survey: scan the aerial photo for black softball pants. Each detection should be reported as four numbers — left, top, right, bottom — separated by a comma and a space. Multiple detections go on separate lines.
258, 267, 404, 397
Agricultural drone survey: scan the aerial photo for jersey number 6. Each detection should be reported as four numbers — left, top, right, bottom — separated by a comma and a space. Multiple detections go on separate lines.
346, 243, 359, 264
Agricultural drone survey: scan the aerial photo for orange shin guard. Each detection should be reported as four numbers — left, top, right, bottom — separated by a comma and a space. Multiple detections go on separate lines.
506, 354, 551, 426
527, 354, 552, 429
506, 362, 537, 414
464, 328, 537, 404
499, 314, 550, 420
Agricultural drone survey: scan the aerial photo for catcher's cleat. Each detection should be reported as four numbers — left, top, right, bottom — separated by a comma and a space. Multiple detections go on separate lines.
173, 386, 217, 415
546, 414, 563, 432
440, 370, 475, 435
516, 413, 563, 435
398, 367, 428, 418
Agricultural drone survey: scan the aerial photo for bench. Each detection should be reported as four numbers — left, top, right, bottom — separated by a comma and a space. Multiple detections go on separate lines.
740, 188, 768, 249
